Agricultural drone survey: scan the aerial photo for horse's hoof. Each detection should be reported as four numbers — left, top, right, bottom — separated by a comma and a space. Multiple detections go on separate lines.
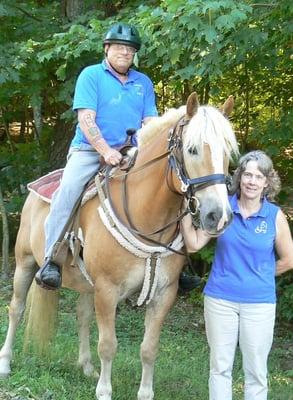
179, 272, 202, 292
96, 386, 112, 400
0, 371, 10, 379
0, 360, 11, 378
137, 388, 154, 400
80, 362, 99, 378
96, 394, 112, 400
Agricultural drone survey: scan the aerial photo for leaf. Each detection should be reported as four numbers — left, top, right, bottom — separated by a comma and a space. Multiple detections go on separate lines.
204, 27, 217, 43
56, 64, 67, 81
175, 65, 195, 80
230, 8, 248, 23
170, 48, 182, 64
37, 49, 54, 63
215, 15, 235, 30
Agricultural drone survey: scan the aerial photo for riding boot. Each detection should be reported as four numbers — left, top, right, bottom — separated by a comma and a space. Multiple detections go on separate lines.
179, 271, 202, 292
35, 259, 62, 290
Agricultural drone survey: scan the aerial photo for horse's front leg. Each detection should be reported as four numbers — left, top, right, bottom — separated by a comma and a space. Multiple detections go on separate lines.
0, 256, 36, 377
138, 282, 178, 400
77, 292, 98, 378
94, 282, 119, 400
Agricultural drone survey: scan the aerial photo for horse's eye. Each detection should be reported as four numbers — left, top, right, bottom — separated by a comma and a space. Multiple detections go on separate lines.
188, 147, 198, 155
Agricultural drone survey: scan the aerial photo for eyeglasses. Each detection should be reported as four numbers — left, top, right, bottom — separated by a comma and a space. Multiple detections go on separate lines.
242, 172, 266, 182
111, 44, 136, 54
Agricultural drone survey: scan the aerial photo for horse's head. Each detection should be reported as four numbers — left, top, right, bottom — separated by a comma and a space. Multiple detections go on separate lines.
170, 92, 239, 235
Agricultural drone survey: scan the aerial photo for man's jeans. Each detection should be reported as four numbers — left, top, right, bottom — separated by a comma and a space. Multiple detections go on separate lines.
44, 144, 100, 258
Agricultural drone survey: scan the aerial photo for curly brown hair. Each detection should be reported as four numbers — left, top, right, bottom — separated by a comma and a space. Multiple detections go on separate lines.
229, 150, 281, 201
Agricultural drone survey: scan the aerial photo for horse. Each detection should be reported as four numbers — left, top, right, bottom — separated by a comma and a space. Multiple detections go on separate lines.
0, 92, 238, 400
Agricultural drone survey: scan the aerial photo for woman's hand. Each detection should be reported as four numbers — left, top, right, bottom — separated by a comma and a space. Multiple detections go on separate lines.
181, 214, 211, 253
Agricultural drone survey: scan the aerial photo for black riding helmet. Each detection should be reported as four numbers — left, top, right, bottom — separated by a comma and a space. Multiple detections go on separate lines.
103, 23, 141, 51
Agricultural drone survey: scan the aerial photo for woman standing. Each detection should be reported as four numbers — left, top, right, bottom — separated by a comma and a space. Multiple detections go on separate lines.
181, 150, 293, 400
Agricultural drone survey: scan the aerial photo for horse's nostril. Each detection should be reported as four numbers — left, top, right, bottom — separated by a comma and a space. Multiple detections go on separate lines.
207, 212, 218, 223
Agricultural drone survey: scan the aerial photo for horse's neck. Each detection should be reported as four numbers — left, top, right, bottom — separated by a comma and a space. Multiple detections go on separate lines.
125, 132, 181, 240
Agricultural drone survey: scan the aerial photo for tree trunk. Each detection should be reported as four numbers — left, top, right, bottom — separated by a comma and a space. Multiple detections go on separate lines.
61, 0, 83, 20
32, 94, 43, 142
48, 118, 74, 170
19, 112, 26, 142
0, 184, 9, 279
1, 108, 15, 153
243, 62, 250, 150
96, 1, 120, 17
203, 81, 210, 104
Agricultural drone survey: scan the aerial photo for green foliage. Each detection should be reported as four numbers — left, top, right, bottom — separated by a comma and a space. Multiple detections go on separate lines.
0, 137, 50, 212
276, 273, 293, 323
251, 112, 293, 185
195, 241, 216, 265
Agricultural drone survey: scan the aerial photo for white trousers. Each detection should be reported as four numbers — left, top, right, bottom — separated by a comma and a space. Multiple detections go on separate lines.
204, 295, 276, 400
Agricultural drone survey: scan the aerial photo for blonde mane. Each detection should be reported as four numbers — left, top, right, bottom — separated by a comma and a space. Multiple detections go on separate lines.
137, 103, 238, 160
183, 105, 239, 159
137, 106, 186, 147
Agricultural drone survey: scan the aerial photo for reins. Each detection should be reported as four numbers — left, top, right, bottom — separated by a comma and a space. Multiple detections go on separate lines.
100, 114, 230, 256
104, 166, 187, 255
111, 149, 171, 179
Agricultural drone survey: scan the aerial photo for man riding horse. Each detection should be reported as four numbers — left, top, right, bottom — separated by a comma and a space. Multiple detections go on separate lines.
36, 23, 200, 292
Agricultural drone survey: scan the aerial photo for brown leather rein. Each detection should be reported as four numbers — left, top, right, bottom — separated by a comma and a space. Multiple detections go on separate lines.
103, 116, 230, 255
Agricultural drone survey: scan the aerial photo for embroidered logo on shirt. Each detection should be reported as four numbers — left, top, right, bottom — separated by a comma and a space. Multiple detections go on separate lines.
133, 84, 143, 96
255, 221, 267, 234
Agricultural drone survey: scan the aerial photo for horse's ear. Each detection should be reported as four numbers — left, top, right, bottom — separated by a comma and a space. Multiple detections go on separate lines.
221, 95, 234, 117
186, 92, 199, 118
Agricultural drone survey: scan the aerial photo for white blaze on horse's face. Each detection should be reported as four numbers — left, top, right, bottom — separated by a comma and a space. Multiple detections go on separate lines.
182, 99, 238, 234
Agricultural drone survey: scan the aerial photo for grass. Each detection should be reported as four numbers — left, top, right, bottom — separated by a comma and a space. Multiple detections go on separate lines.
0, 277, 292, 400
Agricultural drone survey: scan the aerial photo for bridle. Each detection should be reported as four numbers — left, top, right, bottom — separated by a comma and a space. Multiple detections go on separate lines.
104, 115, 231, 254
167, 116, 231, 216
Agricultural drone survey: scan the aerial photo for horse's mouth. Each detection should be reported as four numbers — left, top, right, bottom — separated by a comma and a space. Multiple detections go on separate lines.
201, 215, 233, 237
204, 228, 225, 238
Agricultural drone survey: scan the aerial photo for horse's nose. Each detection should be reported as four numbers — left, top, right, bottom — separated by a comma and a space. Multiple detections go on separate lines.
217, 208, 233, 231
205, 208, 222, 229
204, 206, 232, 232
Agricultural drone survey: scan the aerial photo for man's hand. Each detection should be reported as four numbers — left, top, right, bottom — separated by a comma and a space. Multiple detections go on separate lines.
78, 109, 123, 166
103, 148, 122, 166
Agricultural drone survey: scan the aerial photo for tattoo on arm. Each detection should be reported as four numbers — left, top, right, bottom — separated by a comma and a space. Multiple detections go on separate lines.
88, 126, 101, 138
84, 113, 95, 127
83, 113, 102, 139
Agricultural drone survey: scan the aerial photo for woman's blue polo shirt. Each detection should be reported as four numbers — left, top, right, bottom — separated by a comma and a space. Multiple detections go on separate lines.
204, 194, 279, 303
71, 61, 158, 148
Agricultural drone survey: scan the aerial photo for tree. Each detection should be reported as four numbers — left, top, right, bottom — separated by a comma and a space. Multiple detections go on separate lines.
0, 183, 9, 279
62, 0, 83, 21
0, 0, 292, 214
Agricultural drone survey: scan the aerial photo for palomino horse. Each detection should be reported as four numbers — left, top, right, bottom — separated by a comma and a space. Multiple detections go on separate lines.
0, 93, 238, 399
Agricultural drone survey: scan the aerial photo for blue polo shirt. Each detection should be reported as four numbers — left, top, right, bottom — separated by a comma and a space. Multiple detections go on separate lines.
71, 61, 158, 148
204, 194, 279, 303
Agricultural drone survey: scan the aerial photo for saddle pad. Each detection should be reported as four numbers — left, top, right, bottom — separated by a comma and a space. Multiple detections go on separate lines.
27, 169, 97, 204
27, 169, 64, 203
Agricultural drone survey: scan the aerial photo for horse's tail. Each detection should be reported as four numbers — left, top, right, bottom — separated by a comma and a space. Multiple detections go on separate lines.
24, 281, 59, 354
